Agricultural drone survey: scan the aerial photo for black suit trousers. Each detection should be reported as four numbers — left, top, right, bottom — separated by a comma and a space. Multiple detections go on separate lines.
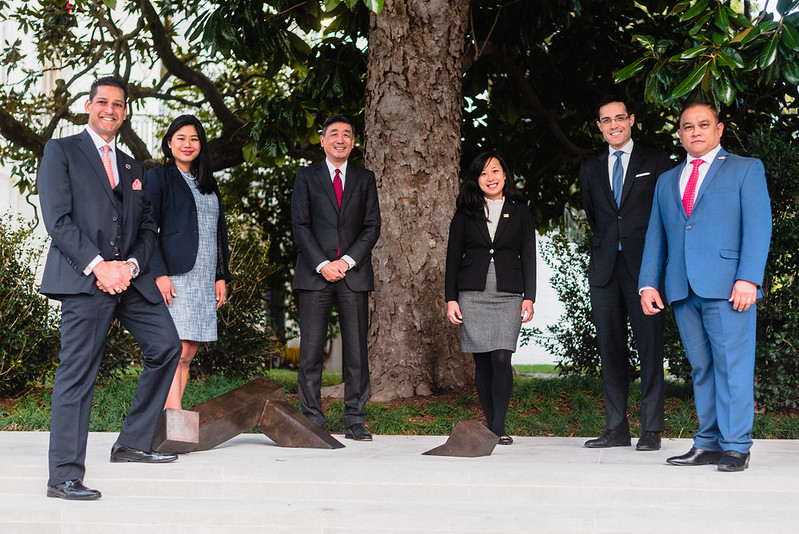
48, 288, 180, 486
297, 281, 370, 428
590, 252, 665, 432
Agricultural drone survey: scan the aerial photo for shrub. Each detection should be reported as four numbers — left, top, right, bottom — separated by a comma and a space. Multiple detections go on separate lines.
191, 210, 282, 378
746, 127, 799, 411
0, 215, 60, 395
520, 222, 690, 382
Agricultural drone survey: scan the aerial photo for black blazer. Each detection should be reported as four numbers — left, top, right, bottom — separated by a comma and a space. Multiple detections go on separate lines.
291, 160, 381, 292
146, 164, 231, 281
38, 130, 161, 303
579, 143, 672, 287
445, 200, 537, 302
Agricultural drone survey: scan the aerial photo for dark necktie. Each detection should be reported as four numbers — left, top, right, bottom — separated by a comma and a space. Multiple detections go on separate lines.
612, 150, 624, 208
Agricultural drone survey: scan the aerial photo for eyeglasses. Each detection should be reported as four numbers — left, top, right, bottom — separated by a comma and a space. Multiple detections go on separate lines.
599, 114, 630, 125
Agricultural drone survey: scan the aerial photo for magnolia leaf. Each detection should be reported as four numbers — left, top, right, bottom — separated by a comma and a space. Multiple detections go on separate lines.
614, 56, 649, 82
759, 34, 779, 69
102, 0, 116, 8
782, 57, 799, 84
681, 0, 709, 21
780, 23, 799, 52
671, 61, 709, 99
362, 0, 384, 14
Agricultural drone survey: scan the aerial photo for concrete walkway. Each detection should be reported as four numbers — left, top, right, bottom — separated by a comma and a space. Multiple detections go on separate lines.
1, 431, 797, 533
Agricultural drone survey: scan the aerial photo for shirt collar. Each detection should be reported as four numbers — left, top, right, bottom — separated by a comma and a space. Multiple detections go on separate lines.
688, 144, 722, 166
85, 126, 117, 152
608, 139, 634, 157
325, 158, 348, 179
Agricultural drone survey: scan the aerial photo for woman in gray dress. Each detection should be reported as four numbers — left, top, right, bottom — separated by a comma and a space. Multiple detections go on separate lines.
445, 151, 537, 445
148, 115, 231, 410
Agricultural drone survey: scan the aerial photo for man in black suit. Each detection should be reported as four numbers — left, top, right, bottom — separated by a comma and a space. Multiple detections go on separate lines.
579, 97, 672, 451
291, 115, 381, 441
38, 77, 182, 500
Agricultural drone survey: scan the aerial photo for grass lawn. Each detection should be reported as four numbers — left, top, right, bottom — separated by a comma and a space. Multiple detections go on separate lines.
2, 369, 799, 439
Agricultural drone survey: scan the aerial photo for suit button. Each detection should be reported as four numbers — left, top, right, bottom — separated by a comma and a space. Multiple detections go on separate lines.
686, 225, 692, 230
110, 241, 115, 246
112, 216, 118, 222
489, 249, 494, 254
617, 215, 623, 220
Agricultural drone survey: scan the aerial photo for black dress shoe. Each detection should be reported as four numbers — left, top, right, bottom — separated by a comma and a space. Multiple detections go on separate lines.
344, 423, 373, 441
666, 447, 723, 466
110, 443, 178, 463
47, 480, 102, 500
636, 431, 661, 451
584, 427, 631, 448
498, 435, 514, 445
717, 450, 750, 472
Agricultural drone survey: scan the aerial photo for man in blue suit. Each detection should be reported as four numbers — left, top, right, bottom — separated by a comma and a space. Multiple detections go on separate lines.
39, 77, 182, 500
639, 101, 771, 472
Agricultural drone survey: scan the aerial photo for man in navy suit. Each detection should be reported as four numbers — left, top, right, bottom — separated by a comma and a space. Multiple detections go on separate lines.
580, 97, 672, 452
291, 115, 381, 440
39, 77, 182, 500
639, 101, 771, 472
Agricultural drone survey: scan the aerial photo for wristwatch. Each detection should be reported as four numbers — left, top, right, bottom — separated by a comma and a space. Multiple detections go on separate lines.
126, 261, 140, 278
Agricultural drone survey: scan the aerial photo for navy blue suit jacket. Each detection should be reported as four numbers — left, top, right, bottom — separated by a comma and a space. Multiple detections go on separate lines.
146, 164, 231, 281
38, 130, 161, 303
580, 143, 672, 287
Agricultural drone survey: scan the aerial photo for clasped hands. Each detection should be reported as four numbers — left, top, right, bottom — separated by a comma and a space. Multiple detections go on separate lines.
93, 260, 132, 295
640, 280, 758, 315
321, 259, 349, 282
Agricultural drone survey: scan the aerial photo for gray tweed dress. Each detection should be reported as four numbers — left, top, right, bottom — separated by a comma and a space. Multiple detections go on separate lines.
167, 171, 220, 342
459, 198, 523, 353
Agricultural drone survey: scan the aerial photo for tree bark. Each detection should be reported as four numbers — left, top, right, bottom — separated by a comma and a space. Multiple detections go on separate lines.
364, 0, 472, 401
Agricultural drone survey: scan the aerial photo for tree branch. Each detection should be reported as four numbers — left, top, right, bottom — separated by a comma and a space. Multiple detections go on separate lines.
478, 42, 591, 159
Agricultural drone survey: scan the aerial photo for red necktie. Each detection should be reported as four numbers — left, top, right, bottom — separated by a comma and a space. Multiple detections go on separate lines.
333, 168, 343, 208
682, 159, 704, 217
101, 145, 116, 188
334, 168, 343, 257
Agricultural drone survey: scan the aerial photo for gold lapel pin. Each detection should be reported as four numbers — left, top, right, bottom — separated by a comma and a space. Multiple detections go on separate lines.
125, 163, 132, 169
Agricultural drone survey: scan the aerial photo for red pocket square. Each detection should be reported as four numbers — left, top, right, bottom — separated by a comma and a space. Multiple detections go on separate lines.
132, 179, 142, 191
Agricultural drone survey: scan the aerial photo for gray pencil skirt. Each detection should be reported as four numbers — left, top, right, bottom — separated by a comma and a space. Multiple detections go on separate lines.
458, 262, 523, 353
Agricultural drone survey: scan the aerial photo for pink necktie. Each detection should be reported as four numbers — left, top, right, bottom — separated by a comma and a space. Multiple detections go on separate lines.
333, 168, 343, 208
334, 168, 343, 257
101, 145, 116, 188
682, 159, 703, 217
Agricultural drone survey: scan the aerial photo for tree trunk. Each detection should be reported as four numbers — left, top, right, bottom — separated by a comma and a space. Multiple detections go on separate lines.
364, 0, 472, 401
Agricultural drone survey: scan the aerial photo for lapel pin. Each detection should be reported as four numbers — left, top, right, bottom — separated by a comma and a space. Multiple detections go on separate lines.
503, 213, 509, 218
718, 156, 727, 160
125, 163, 131, 169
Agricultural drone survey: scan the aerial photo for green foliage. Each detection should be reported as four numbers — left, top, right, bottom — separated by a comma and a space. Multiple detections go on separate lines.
745, 126, 799, 411
0, 216, 59, 395
617, 1, 799, 109
191, 210, 282, 378
520, 223, 691, 381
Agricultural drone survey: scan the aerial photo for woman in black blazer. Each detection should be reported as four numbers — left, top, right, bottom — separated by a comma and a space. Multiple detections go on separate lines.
445, 151, 536, 445
148, 115, 231, 410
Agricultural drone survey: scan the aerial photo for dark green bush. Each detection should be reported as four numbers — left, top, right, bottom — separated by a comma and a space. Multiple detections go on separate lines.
0, 216, 60, 395
520, 221, 690, 382
191, 210, 282, 378
746, 127, 799, 412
